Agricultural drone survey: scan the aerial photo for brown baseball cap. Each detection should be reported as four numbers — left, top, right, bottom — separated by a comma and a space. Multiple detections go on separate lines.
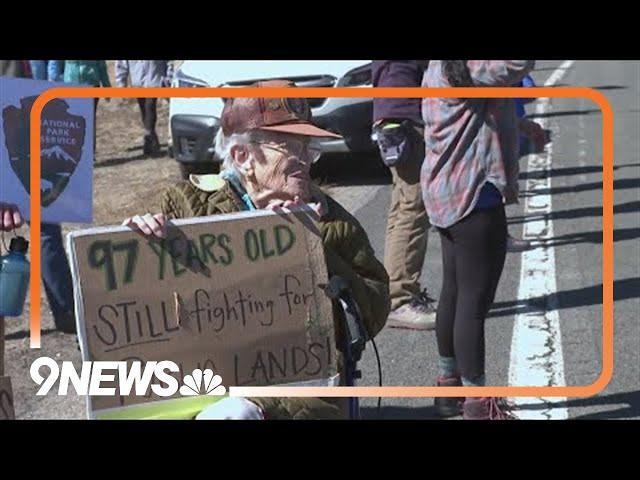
220, 79, 342, 138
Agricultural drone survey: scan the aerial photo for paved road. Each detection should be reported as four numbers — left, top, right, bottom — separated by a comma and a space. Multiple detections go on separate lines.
343, 60, 640, 419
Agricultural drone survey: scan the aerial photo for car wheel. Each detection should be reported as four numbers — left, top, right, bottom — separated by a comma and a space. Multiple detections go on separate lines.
179, 162, 220, 180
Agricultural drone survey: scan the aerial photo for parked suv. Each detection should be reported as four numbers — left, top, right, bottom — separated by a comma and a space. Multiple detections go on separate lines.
169, 60, 375, 179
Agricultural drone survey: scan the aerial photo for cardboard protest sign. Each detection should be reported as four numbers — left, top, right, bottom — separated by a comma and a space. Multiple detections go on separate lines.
0, 76, 93, 223
0, 376, 15, 420
68, 209, 337, 418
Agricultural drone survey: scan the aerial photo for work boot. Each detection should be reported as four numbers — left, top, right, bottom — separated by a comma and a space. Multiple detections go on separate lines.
434, 375, 464, 418
387, 290, 436, 331
463, 397, 517, 420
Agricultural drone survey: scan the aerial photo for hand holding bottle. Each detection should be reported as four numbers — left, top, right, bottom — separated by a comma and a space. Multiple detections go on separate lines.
0, 237, 30, 317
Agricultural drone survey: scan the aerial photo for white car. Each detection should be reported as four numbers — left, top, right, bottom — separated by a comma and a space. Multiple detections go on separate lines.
168, 60, 374, 178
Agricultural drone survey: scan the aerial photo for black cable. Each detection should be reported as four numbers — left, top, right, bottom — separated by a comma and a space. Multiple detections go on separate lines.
369, 335, 383, 416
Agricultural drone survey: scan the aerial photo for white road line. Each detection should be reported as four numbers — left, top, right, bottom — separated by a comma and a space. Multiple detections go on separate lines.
509, 60, 575, 419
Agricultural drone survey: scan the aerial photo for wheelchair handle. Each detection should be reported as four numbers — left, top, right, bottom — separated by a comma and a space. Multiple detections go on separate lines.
322, 276, 367, 364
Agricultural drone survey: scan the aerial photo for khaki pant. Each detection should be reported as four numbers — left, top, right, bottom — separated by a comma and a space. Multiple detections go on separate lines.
384, 159, 429, 310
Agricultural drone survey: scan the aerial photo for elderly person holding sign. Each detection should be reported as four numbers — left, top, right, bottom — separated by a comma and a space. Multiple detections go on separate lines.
124, 80, 390, 419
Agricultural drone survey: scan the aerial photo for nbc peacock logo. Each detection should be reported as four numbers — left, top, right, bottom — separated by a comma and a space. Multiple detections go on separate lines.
179, 369, 227, 396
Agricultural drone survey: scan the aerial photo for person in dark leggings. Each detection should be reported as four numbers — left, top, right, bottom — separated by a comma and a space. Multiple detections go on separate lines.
436, 195, 507, 414
421, 60, 535, 420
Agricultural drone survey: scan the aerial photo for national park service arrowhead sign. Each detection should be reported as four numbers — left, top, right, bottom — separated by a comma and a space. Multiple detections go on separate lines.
0, 77, 94, 223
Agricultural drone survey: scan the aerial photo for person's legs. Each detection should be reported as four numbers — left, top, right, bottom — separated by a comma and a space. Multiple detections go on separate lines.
445, 206, 512, 419
136, 97, 147, 128
461, 207, 513, 420
145, 98, 158, 136
484, 206, 508, 317
146, 98, 160, 153
138, 98, 159, 155
384, 158, 433, 329
137, 97, 150, 154
435, 228, 457, 359
449, 207, 506, 382
29, 61, 47, 81
385, 159, 429, 307
40, 223, 75, 333
433, 227, 464, 417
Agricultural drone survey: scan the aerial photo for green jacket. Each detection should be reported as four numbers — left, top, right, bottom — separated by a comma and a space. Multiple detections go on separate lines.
62, 60, 111, 87
161, 177, 390, 419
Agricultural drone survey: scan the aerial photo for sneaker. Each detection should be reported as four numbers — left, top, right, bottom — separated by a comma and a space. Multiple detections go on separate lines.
463, 397, 517, 420
507, 234, 532, 253
387, 290, 437, 331
435, 375, 464, 418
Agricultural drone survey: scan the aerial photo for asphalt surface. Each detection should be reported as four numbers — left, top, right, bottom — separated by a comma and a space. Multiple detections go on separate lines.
352, 60, 639, 419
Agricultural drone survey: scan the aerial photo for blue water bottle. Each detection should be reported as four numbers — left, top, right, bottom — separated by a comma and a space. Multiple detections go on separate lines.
0, 236, 30, 317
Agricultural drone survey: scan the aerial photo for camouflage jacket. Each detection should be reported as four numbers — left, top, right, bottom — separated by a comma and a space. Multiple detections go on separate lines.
160, 177, 390, 419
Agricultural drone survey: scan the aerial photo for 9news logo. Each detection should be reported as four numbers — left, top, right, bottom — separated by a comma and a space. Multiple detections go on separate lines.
30, 357, 226, 397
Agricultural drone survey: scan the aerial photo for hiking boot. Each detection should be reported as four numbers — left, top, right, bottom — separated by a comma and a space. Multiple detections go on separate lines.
507, 234, 532, 253
463, 397, 517, 420
387, 290, 437, 331
435, 375, 464, 418
143, 133, 161, 156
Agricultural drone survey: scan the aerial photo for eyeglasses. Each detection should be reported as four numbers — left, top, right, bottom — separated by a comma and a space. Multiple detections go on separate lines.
250, 137, 323, 164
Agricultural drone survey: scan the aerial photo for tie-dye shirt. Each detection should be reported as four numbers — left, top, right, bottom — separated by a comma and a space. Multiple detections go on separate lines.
421, 60, 535, 228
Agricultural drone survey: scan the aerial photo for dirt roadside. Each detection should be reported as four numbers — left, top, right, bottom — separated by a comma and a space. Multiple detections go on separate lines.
3, 61, 377, 419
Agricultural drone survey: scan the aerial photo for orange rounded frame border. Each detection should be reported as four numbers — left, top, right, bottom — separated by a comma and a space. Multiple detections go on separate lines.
29, 86, 613, 398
